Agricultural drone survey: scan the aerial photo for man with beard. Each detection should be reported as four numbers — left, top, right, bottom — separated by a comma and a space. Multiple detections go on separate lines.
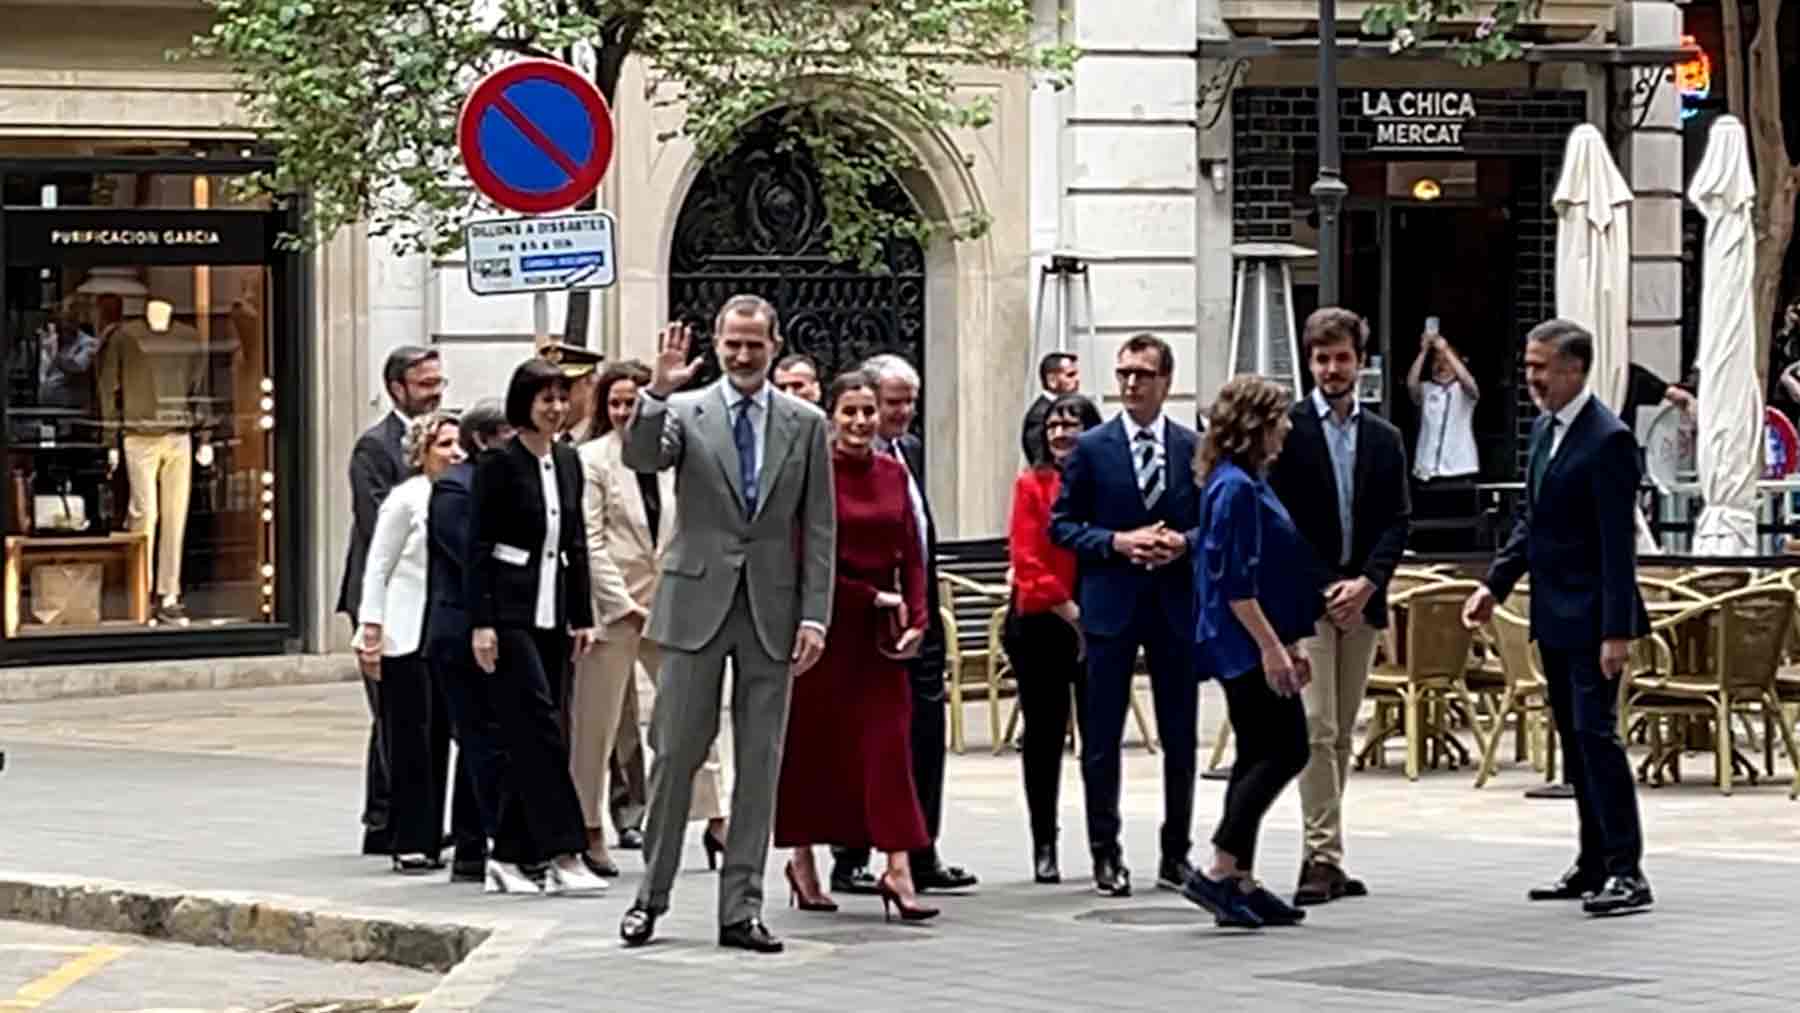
339, 345, 447, 854
1266, 308, 1410, 907
1464, 319, 1651, 918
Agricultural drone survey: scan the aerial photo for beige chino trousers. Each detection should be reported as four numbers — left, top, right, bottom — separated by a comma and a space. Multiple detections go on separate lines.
1297, 618, 1380, 868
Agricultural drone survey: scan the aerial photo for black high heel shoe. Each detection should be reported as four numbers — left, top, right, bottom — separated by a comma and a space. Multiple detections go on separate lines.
784, 862, 839, 913
876, 873, 940, 923
391, 854, 441, 876
702, 826, 727, 871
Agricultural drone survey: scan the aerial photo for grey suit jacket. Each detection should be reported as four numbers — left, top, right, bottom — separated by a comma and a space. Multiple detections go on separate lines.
623, 380, 835, 660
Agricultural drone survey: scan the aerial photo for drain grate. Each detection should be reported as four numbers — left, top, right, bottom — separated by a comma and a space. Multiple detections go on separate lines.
1073, 907, 1206, 927
1261, 957, 1648, 1002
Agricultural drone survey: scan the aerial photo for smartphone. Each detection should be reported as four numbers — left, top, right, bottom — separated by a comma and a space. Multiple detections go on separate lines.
1424, 315, 1441, 335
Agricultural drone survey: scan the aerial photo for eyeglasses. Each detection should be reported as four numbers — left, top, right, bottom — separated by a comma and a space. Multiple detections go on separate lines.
1115, 367, 1165, 384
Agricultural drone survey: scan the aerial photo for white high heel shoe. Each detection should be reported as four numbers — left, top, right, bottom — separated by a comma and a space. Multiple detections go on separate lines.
485, 860, 542, 895
544, 858, 609, 896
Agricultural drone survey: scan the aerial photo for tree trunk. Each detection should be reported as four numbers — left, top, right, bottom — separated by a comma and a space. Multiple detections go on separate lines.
561, 17, 643, 349
1748, 0, 1797, 382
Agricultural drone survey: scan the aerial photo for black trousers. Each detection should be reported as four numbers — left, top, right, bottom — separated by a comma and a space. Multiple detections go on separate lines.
376, 652, 451, 855
1540, 645, 1644, 879
484, 627, 588, 865
431, 636, 505, 861
354, 620, 391, 854
833, 656, 948, 873
1003, 609, 1088, 846
1212, 670, 1309, 870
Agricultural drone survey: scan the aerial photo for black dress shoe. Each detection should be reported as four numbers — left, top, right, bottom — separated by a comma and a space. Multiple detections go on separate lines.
1582, 875, 1653, 917
719, 918, 784, 953
1092, 851, 1132, 897
830, 865, 880, 895
450, 858, 486, 884
582, 853, 621, 879
616, 828, 645, 851
1032, 844, 1061, 885
914, 861, 978, 892
1528, 864, 1603, 902
1156, 856, 1194, 892
619, 905, 657, 947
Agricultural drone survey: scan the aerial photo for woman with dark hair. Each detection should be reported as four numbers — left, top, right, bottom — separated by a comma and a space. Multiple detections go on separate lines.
356, 412, 463, 874
569, 360, 728, 877
1002, 391, 1102, 885
1181, 375, 1322, 929
467, 358, 605, 895
776, 369, 938, 922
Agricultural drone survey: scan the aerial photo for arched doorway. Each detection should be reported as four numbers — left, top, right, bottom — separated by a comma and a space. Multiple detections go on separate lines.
667, 117, 927, 428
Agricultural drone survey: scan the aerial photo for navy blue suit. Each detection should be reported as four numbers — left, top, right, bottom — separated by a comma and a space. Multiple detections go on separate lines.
1486, 396, 1648, 880
1051, 414, 1201, 861
426, 457, 504, 860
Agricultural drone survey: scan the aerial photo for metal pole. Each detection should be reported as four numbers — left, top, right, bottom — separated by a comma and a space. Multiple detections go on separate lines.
533, 291, 551, 350
1312, 0, 1349, 307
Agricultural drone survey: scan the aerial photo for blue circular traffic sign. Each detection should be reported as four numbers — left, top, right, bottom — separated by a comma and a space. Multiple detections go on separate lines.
458, 60, 615, 214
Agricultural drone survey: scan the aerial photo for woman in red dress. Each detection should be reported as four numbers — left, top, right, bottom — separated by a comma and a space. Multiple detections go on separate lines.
776, 369, 938, 922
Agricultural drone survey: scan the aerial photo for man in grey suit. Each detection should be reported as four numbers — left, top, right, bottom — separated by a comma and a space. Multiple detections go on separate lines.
337, 345, 445, 855
618, 295, 835, 954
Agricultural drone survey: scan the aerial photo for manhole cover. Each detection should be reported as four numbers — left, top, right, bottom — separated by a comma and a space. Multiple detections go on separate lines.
1261, 958, 1648, 1002
1073, 907, 1204, 927
790, 927, 934, 946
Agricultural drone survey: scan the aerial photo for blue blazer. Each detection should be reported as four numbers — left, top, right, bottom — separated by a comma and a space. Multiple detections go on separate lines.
1485, 397, 1649, 650
1049, 414, 1200, 638
1193, 460, 1325, 680
424, 458, 476, 653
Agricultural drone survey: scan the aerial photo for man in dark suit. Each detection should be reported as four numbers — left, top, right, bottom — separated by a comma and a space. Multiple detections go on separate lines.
1021, 351, 1082, 463
1051, 334, 1201, 897
1464, 318, 1652, 918
425, 398, 512, 882
1267, 308, 1410, 906
338, 345, 446, 854
831, 353, 979, 895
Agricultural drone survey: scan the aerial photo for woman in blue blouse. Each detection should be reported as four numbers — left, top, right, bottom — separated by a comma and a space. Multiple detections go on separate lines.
1182, 375, 1324, 929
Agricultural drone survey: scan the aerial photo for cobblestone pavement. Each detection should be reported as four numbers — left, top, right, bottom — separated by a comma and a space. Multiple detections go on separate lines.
2, 683, 1798, 1012
0, 921, 435, 1012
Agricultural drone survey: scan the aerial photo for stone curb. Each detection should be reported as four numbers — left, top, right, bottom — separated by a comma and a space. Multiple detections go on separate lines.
0, 876, 489, 973
0, 653, 360, 704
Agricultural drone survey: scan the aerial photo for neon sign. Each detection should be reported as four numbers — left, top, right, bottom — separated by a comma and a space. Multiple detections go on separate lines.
1677, 33, 1711, 120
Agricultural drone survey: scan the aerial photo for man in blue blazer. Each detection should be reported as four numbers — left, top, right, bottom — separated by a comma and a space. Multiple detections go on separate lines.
1051, 334, 1201, 897
1464, 318, 1652, 917
425, 398, 512, 883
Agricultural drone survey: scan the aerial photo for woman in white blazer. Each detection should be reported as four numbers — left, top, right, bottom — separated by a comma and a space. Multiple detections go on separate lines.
569, 361, 727, 877
358, 412, 465, 873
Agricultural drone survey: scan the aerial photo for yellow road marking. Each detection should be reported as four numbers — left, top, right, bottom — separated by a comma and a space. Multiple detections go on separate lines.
0, 944, 130, 1010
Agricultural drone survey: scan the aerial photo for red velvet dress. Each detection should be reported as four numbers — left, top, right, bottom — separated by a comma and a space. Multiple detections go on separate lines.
775, 447, 929, 851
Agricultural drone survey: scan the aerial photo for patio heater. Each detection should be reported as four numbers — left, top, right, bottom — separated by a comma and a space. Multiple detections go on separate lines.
1228, 242, 1315, 395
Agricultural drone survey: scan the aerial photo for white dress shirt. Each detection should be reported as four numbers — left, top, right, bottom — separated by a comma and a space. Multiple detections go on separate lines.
534, 448, 561, 630
878, 434, 929, 558
1549, 388, 1592, 460
1120, 412, 1169, 464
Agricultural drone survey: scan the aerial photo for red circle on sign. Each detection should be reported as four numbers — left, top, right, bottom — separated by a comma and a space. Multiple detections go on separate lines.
458, 59, 614, 214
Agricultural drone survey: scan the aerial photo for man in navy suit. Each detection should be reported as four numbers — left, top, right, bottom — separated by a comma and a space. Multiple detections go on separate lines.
1051, 334, 1200, 897
426, 398, 512, 883
1464, 318, 1652, 917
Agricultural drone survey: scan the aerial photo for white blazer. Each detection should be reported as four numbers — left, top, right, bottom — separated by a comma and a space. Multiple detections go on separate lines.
581, 431, 677, 629
358, 473, 432, 657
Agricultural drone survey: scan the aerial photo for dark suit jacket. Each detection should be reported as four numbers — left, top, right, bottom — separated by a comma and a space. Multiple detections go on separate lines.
1267, 401, 1411, 629
337, 412, 408, 618
1485, 397, 1650, 650
894, 433, 947, 676
1050, 414, 1200, 638
468, 438, 595, 632
1020, 393, 1052, 463
425, 458, 476, 652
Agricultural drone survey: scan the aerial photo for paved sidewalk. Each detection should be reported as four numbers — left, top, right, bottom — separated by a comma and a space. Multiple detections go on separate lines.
3, 684, 1798, 1012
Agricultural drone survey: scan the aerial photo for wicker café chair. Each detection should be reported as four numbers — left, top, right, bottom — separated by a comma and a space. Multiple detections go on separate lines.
1473, 604, 1552, 788
939, 572, 1011, 755
1359, 580, 1484, 781
1620, 586, 1800, 797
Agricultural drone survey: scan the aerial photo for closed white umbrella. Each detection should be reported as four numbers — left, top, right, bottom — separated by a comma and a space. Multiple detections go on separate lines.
1688, 115, 1761, 555
1552, 124, 1654, 550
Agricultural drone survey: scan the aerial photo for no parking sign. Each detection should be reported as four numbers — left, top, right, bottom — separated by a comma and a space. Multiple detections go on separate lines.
458, 59, 615, 214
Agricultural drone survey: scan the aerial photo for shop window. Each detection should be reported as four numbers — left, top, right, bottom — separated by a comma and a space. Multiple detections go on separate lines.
0, 196, 285, 640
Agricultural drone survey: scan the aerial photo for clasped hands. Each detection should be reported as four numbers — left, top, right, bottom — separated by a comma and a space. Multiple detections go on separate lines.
874, 591, 923, 661
1112, 523, 1187, 569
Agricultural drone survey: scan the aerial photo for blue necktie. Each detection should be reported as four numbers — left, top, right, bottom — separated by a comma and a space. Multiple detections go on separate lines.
734, 399, 758, 518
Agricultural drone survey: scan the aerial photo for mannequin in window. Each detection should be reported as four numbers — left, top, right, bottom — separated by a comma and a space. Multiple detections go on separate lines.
96, 297, 205, 624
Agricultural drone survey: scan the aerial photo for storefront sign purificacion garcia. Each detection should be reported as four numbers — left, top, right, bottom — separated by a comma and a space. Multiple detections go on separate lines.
1360, 90, 1479, 151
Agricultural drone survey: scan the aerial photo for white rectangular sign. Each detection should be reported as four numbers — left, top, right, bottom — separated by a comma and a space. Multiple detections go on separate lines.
465, 211, 618, 296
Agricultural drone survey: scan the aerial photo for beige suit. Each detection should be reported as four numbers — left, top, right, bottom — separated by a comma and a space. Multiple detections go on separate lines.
568, 433, 722, 842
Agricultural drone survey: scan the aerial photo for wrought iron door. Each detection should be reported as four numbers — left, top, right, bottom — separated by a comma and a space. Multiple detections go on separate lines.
667, 120, 927, 406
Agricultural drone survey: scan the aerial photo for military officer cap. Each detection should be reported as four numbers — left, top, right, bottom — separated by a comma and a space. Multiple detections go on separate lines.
540, 341, 605, 379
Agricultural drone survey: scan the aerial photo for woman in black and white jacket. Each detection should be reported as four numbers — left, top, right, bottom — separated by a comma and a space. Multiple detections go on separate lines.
468, 357, 604, 896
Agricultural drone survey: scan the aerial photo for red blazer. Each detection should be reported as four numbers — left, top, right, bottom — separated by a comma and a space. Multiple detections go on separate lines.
1008, 467, 1077, 614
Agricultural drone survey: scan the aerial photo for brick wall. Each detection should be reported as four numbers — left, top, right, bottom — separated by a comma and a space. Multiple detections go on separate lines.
1232, 87, 1587, 475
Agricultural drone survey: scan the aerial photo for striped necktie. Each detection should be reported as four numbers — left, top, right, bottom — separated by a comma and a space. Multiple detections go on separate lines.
1135, 428, 1163, 509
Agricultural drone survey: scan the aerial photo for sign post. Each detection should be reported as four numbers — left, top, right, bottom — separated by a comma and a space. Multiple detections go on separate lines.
457, 59, 617, 346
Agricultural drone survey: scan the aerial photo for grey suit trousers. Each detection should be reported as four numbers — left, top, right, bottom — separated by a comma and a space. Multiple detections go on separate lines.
636, 579, 793, 926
